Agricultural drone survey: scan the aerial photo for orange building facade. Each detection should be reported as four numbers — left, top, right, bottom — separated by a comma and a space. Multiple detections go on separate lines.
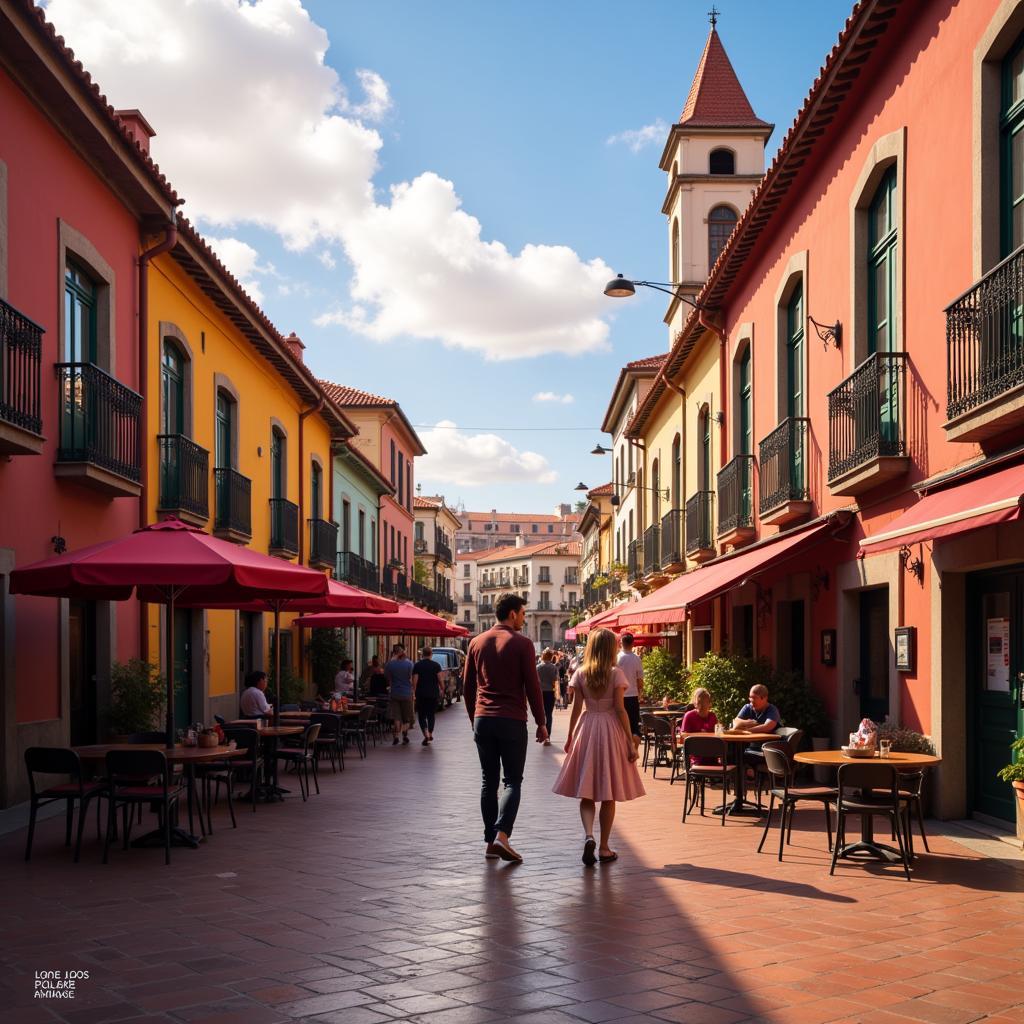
623, 0, 1024, 825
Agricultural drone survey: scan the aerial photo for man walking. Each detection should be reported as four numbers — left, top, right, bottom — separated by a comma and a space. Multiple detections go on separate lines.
385, 644, 415, 745
464, 593, 548, 862
617, 633, 644, 745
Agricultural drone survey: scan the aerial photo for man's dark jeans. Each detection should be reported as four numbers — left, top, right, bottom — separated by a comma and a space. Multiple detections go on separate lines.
623, 695, 641, 738
542, 690, 555, 736
473, 716, 528, 843
416, 702, 436, 736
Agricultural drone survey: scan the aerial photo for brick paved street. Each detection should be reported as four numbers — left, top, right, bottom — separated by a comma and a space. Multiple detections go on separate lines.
3, 708, 1024, 1024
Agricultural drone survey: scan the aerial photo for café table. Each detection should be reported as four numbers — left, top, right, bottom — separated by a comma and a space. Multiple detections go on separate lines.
794, 749, 941, 862
676, 731, 783, 817
248, 725, 303, 801
73, 743, 246, 848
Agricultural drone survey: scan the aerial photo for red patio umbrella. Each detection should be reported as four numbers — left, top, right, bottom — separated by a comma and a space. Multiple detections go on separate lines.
9, 518, 330, 744
295, 601, 464, 637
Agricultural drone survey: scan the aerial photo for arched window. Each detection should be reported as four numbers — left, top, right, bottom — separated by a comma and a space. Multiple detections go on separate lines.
215, 389, 235, 469
415, 521, 424, 542
786, 284, 805, 418
671, 217, 680, 283
1003, 34, 1024, 256
868, 167, 897, 355
708, 205, 738, 272
671, 434, 681, 509
738, 345, 752, 455
697, 407, 711, 491
161, 341, 185, 436
311, 460, 323, 520
271, 427, 286, 499
709, 148, 735, 175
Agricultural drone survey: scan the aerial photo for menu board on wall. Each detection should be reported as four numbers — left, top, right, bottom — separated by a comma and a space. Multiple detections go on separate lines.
986, 617, 1010, 692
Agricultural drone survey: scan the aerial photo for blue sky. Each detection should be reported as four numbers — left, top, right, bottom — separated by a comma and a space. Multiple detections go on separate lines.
47, 0, 854, 514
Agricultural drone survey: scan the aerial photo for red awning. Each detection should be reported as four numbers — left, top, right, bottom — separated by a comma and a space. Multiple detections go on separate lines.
566, 605, 620, 640
616, 518, 846, 628
860, 461, 1024, 554
296, 602, 461, 636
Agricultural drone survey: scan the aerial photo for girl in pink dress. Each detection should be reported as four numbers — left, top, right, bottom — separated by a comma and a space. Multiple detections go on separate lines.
553, 628, 646, 864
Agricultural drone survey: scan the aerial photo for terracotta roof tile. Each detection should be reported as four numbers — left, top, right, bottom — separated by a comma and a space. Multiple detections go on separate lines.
588, 483, 614, 497
461, 512, 579, 524
680, 29, 772, 129
477, 540, 582, 564
626, 354, 669, 370
414, 496, 440, 509
456, 546, 512, 561
319, 381, 395, 408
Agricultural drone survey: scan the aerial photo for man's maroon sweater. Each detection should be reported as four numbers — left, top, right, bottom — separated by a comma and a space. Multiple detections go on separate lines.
464, 624, 546, 726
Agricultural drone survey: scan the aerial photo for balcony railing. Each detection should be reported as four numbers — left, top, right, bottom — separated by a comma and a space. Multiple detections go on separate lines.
717, 454, 754, 535
56, 362, 141, 482
477, 601, 495, 614
758, 417, 809, 514
827, 352, 908, 482
537, 573, 551, 584
337, 551, 380, 592
947, 244, 1024, 420
157, 434, 209, 520
643, 524, 660, 574
309, 518, 338, 569
660, 508, 683, 566
435, 530, 453, 564
214, 467, 252, 539
565, 572, 579, 586
685, 491, 714, 556
414, 537, 428, 554
0, 296, 43, 439
396, 573, 410, 600
627, 539, 643, 582
269, 498, 299, 556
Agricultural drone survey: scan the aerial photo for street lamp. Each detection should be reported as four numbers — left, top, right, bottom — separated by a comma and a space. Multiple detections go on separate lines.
576, 480, 668, 503
591, 444, 611, 455
604, 274, 712, 311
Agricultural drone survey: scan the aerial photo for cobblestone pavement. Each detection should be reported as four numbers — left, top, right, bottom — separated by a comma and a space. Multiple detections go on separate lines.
3, 707, 1024, 1024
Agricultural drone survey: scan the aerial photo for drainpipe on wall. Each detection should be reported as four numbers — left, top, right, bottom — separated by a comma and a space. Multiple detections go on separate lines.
137, 220, 178, 660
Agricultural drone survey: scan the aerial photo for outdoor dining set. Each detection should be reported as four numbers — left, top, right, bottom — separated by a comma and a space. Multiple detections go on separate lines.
640, 705, 939, 881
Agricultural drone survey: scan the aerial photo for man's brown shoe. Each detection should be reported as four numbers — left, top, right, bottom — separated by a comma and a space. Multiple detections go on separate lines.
490, 836, 523, 863
484, 843, 501, 859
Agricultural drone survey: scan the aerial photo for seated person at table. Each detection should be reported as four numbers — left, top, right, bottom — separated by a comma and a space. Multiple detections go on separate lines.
680, 687, 719, 765
334, 659, 355, 697
239, 670, 273, 718
731, 684, 780, 733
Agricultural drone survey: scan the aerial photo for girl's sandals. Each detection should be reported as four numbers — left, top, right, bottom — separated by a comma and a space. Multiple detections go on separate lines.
598, 850, 618, 863
582, 836, 597, 866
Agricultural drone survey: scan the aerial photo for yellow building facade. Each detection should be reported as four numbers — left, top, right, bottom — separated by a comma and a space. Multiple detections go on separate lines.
143, 218, 354, 724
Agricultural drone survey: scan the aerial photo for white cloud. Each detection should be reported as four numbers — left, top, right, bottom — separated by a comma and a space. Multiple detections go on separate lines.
416, 421, 557, 487
317, 249, 337, 270
606, 119, 669, 153
533, 391, 574, 405
44, 0, 613, 362
206, 236, 266, 304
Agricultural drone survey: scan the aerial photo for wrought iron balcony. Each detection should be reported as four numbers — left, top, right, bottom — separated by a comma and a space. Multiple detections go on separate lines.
269, 498, 299, 557
309, 518, 338, 569
396, 573, 411, 600
827, 352, 908, 495
538, 572, 551, 584
685, 491, 715, 560
55, 362, 141, 495
477, 601, 495, 614
717, 454, 754, 539
157, 434, 209, 523
213, 467, 252, 541
758, 417, 811, 524
0, 296, 44, 454
643, 524, 661, 574
627, 539, 643, 582
946, 244, 1024, 440
435, 530, 453, 564
660, 508, 683, 568
414, 537, 428, 554
537, 600, 552, 611
337, 551, 380, 592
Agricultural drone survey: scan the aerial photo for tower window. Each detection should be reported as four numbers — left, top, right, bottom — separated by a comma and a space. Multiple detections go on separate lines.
709, 148, 735, 175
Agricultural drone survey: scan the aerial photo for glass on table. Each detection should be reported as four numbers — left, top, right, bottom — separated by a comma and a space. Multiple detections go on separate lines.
879, 739, 892, 758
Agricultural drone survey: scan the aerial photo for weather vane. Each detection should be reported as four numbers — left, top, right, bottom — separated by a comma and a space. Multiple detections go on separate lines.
708, 5, 720, 28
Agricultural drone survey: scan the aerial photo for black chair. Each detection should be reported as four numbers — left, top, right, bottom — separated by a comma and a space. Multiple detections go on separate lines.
199, 727, 262, 829
680, 736, 730, 825
639, 714, 659, 771
893, 770, 930, 856
275, 723, 321, 801
755, 727, 804, 809
103, 749, 184, 865
647, 718, 675, 777
756, 743, 835, 861
311, 713, 345, 773
343, 707, 374, 759
830, 762, 912, 881
24, 747, 107, 863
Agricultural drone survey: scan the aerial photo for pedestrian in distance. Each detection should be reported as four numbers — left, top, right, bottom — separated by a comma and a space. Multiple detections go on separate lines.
385, 644, 416, 745
553, 627, 645, 865
537, 648, 559, 744
334, 658, 355, 698
616, 633, 645, 748
412, 645, 446, 745
464, 592, 548, 863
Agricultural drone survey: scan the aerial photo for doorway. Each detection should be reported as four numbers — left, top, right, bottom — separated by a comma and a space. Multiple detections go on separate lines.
173, 607, 192, 730
776, 599, 806, 675
967, 569, 1023, 822
68, 599, 97, 746
857, 588, 889, 723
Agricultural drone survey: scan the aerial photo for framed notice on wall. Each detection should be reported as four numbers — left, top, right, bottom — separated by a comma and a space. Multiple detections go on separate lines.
986, 617, 1010, 692
894, 626, 915, 673
820, 629, 836, 666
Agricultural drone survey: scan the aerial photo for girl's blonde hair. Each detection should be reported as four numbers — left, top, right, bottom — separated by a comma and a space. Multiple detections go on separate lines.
692, 686, 711, 709
582, 628, 618, 694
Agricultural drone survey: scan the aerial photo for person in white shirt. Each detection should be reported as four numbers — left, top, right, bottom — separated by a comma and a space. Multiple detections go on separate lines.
334, 659, 355, 697
239, 670, 273, 718
616, 634, 644, 743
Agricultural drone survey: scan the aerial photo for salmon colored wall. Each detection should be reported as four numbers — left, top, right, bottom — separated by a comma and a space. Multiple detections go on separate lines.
0, 72, 142, 723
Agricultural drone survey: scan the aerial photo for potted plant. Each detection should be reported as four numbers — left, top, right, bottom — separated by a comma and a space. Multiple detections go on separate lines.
997, 736, 1024, 844
108, 659, 167, 739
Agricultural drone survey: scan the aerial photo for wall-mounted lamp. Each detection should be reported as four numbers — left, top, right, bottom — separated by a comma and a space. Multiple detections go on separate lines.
810, 566, 830, 601
756, 584, 773, 628
899, 544, 924, 584
807, 314, 842, 350
51, 534, 67, 554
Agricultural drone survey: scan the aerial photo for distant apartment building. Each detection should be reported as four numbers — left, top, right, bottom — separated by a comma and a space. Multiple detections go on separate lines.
413, 495, 461, 619
454, 546, 507, 635
456, 505, 581, 554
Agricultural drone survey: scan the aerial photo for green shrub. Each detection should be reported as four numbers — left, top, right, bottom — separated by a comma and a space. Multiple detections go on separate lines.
688, 651, 746, 723
640, 647, 688, 703
878, 722, 936, 756
108, 659, 167, 735
998, 735, 1024, 783
269, 665, 306, 706
309, 628, 347, 694
769, 669, 830, 738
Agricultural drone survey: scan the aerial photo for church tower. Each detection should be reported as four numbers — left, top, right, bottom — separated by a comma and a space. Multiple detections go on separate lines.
661, 10, 773, 340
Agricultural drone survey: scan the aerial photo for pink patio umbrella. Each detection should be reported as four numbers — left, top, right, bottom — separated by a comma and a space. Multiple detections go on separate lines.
295, 601, 465, 637
9, 518, 331, 744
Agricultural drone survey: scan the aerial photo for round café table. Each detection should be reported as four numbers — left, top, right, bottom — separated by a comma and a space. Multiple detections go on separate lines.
74, 743, 246, 848
794, 749, 941, 862
677, 731, 783, 817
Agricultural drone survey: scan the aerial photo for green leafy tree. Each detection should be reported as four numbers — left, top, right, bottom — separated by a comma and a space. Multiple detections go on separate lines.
108, 659, 168, 735
269, 664, 305, 706
413, 558, 431, 584
767, 668, 829, 738
640, 647, 688, 704
687, 651, 746, 723
309, 628, 347, 695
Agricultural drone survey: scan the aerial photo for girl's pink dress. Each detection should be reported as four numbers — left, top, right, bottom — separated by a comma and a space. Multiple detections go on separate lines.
552, 669, 646, 802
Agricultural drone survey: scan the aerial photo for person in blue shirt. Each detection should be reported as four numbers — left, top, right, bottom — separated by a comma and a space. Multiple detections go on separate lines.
385, 644, 416, 746
731, 684, 781, 733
